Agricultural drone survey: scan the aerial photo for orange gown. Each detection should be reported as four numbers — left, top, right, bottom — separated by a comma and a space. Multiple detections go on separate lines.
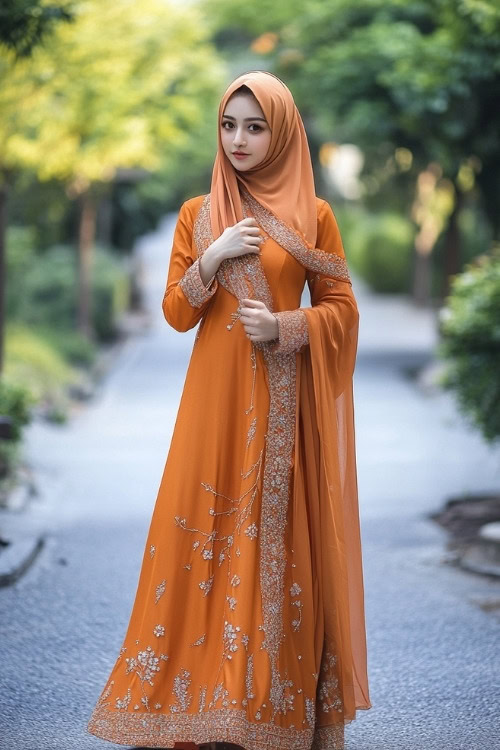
87, 187, 372, 750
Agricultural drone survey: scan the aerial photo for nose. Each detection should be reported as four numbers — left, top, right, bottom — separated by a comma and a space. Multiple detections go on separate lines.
233, 127, 247, 148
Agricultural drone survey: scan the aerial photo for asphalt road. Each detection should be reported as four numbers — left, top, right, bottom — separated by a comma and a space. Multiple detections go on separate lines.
1, 213, 499, 750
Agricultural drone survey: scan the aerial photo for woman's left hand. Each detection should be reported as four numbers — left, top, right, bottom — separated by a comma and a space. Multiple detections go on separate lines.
239, 298, 279, 342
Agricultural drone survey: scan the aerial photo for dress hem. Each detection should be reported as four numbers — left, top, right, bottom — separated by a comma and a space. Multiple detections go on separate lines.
87, 705, 346, 750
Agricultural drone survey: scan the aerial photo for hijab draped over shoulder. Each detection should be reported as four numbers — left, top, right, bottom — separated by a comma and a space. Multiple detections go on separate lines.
210, 70, 318, 250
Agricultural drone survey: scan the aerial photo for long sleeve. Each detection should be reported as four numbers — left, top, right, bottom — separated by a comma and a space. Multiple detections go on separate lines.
270, 199, 358, 357
162, 199, 218, 332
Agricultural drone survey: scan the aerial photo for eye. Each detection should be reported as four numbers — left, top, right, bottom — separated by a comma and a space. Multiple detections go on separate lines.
249, 124, 263, 132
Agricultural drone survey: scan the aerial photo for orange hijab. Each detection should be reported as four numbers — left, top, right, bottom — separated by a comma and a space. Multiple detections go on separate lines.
210, 70, 318, 250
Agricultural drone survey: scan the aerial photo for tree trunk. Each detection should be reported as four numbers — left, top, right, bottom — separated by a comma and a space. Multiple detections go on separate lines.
77, 189, 97, 339
411, 247, 431, 306
0, 181, 8, 375
441, 188, 463, 301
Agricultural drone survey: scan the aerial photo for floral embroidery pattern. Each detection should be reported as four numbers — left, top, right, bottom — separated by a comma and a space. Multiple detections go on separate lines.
241, 187, 351, 284
192, 192, 347, 725
87, 192, 350, 750
191, 633, 206, 647
125, 646, 161, 688
317, 646, 343, 715
170, 669, 193, 713
272, 309, 309, 354
155, 579, 166, 604
178, 257, 218, 308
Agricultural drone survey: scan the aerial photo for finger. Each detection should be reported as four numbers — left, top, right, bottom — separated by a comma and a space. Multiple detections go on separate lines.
242, 321, 260, 332
241, 298, 264, 307
239, 217, 258, 226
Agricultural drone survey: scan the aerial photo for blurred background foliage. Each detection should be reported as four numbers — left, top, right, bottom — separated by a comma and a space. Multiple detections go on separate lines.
0, 0, 499, 465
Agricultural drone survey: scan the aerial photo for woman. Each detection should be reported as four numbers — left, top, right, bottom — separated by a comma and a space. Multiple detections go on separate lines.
87, 70, 372, 750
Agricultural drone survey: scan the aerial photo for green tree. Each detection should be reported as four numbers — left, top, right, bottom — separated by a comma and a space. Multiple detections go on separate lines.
0, 0, 73, 58
0, 0, 224, 350
0, 0, 74, 374
204, 0, 500, 302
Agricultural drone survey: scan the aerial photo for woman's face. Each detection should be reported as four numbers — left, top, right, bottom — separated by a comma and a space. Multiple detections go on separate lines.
221, 92, 271, 172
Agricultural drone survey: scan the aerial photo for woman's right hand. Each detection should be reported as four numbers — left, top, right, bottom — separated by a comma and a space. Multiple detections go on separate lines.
199, 218, 264, 286
212, 217, 264, 262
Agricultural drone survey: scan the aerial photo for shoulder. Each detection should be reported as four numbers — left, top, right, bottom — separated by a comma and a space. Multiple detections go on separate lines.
314, 195, 344, 254
315, 195, 335, 220
315, 196, 340, 233
179, 194, 208, 222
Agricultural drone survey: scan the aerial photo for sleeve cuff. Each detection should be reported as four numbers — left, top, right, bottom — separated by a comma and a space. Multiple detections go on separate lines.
270, 309, 309, 354
178, 258, 218, 308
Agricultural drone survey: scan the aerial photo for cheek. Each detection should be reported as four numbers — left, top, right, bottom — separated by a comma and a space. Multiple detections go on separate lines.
220, 129, 232, 149
257, 133, 272, 157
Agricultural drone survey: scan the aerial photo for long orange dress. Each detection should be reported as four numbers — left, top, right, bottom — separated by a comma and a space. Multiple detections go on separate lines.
87, 186, 372, 750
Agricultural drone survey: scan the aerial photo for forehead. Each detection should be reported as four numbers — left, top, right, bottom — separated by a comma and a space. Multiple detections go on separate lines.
222, 92, 267, 120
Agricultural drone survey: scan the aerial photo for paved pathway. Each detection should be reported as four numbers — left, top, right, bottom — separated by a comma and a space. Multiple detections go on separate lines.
0, 212, 499, 750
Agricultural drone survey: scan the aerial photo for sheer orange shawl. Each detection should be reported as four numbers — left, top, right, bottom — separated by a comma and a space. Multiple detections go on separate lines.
211, 71, 371, 724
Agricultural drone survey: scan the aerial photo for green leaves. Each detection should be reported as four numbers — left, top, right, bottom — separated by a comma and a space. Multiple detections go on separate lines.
438, 250, 500, 443
0, 0, 225, 190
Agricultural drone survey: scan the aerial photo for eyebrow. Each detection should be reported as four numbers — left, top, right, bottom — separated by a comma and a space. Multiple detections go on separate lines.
222, 115, 267, 122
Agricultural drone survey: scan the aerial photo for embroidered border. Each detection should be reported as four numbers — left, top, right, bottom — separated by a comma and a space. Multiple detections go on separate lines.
178, 257, 218, 308
194, 194, 300, 721
88, 689, 345, 749
88, 194, 348, 750
240, 187, 351, 284
271, 310, 309, 355
192, 192, 347, 727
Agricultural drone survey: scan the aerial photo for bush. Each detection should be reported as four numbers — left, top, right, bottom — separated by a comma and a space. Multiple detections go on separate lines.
6, 229, 131, 343
4, 323, 84, 423
0, 378, 34, 442
437, 249, 500, 444
335, 206, 414, 293
0, 377, 34, 479
92, 245, 131, 341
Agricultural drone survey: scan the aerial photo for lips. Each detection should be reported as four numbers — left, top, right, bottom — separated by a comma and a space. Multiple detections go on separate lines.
233, 151, 249, 155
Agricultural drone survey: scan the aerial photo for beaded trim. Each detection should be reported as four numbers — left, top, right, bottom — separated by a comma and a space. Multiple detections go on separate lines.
193, 196, 273, 308
88, 687, 345, 749
271, 310, 309, 354
178, 257, 218, 308
240, 187, 351, 284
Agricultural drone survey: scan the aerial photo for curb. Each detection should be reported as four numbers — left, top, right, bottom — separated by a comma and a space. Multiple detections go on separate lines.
0, 533, 45, 587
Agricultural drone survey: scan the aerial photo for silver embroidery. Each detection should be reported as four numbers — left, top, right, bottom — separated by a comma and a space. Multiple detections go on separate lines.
125, 646, 161, 688
304, 697, 315, 729
198, 685, 207, 712
155, 579, 166, 604
272, 310, 309, 354
199, 575, 214, 596
191, 633, 206, 647
244, 522, 258, 540
240, 187, 351, 283
178, 258, 218, 308
246, 653, 255, 700
246, 416, 257, 447
223, 621, 240, 659
115, 688, 131, 710
87, 192, 349, 750
170, 669, 193, 713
